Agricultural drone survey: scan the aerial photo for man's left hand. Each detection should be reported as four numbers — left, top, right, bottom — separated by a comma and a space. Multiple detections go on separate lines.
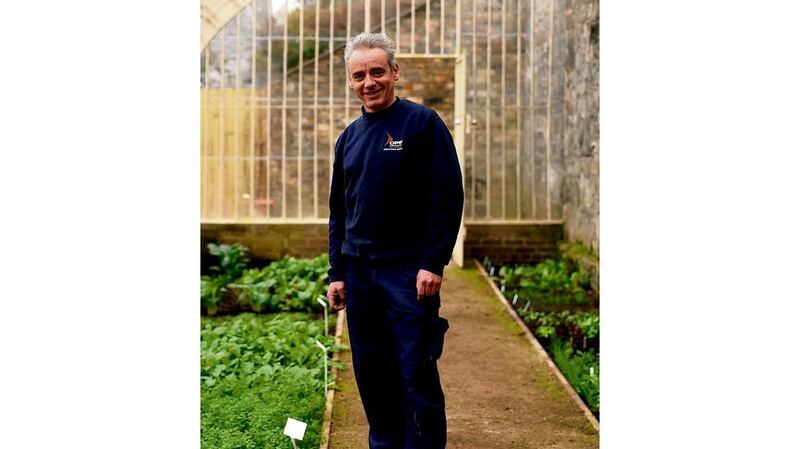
416, 269, 442, 301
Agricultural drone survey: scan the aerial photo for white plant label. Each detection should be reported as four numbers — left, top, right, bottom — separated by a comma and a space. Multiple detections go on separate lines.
489, 266, 495, 276
590, 367, 595, 377
317, 296, 329, 336
315, 339, 327, 352
523, 301, 531, 312
283, 417, 307, 440
512, 294, 518, 305
501, 284, 505, 292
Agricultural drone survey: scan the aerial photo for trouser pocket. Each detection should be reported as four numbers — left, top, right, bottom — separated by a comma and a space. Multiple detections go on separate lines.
426, 317, 449, 362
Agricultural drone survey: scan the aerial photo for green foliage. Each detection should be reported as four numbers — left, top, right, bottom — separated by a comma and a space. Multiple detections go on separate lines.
550, 338, 600, 415
208, 243, 250, 281
201, 313, 333, 388
202, 373, 325, 449
496, 259, 592, 306
233, 254, 330, 313
201, 313, 334, 449
201, 275, 229, 310
201, 246, 330, 314
519, 310, 599, 343
484, 257, 599, 416
562, 240, 599, 262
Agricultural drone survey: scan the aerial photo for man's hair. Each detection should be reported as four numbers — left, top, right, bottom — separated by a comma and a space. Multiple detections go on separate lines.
343, 32, 398, 74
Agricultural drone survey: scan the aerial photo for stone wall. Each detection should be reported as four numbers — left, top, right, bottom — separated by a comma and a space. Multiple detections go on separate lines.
560, 0, 599, 253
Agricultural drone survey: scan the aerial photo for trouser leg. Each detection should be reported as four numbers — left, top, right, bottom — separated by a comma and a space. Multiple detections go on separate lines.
345, 258, 406, 449
376, 262, 448, 449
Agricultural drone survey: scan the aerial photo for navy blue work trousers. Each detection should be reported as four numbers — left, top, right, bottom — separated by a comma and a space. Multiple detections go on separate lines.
343, 255, 449, 449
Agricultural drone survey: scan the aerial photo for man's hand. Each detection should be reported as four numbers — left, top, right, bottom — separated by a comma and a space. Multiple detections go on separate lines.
416, 269, 442, 301
327, 281, 346, 311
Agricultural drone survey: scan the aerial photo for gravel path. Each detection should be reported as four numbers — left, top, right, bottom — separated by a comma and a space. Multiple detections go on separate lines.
328, 264, 599, 449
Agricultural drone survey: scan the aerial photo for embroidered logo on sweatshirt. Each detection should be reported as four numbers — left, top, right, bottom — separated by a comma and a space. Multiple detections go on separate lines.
383, 132, 404, 151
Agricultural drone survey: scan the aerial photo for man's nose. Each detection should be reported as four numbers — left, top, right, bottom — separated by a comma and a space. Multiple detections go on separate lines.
364, 76, 376, 87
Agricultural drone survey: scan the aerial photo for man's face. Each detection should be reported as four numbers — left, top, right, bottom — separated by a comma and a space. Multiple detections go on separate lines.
347, 47, 400, 113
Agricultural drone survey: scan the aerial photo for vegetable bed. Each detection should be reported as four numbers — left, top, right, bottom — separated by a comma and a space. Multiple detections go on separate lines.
201, 244, 330, 316
482, 257, 600, 416
200, 244, 338, 448
201, 313, 332, 449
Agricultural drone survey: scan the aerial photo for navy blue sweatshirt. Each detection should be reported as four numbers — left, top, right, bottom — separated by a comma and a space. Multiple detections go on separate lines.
328, 97, 464, 282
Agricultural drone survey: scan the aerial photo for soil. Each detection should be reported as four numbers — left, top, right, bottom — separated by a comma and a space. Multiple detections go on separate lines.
328, 264, 599, 449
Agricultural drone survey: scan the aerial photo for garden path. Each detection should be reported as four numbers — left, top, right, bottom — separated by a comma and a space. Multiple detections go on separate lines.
327, 263, 599, 449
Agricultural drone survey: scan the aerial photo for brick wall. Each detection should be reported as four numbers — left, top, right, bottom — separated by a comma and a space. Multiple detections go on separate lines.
202, 222, 563, 265
201, 223, 329, 267
463, 223, 563, 263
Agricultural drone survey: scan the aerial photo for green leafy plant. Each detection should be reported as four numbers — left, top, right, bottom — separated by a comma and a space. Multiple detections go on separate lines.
233, 254, 329, 313
520, 310, 599, 347
484, 256, 599, 417
201, 275, 229, 314
201, 313, 337, 449
495, 259, 592, 306
550, 337, 599, 415
208, 243, 250, 281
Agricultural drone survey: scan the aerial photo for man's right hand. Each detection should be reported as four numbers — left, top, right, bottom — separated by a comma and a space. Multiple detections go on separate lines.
327, 281, 346, 311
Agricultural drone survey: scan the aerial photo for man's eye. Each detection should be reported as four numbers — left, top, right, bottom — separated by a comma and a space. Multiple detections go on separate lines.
371, 70, 385, 77
353, 74, 365, 81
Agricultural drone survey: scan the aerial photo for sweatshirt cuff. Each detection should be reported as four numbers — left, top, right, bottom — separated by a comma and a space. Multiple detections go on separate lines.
419, 259, 445, 277
327, 266, 344, 284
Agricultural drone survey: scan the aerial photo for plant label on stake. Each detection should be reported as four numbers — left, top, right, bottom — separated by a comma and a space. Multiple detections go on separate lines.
283, 417, 307, 449
512, 294, 518, 305
317, 296, 329, 336
489, 266, 495, 276
315, 339, 328, 393
523, 301, 531, 312
501, 284, 505, 293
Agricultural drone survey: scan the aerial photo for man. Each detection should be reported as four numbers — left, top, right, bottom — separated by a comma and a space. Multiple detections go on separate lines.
327, 32, 464, 449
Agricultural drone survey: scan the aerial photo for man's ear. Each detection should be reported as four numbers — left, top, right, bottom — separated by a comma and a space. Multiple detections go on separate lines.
392, 62, 400, 80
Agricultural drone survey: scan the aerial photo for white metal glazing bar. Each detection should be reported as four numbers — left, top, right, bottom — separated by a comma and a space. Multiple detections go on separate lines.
501, 0, 506, 218
282, 0, 289, 218
346, 0, 351, 121
365, 0, 371, 32
516, 0, 521, 219
266, 0, 274, 218
411, 0, 415, 53
485, 0, 491, 218
314, 0, 320, 217
329, 0, 335, 186
298, 0, 305, 217
470, 0, 476, 219
250, 2, 257, 218
218, 34, 225, 218
546, 0, 553, 219
234, 14, 241, 218
439, 0, 444, 53
203, 47, 210, 218
530, 0, 536, 218
425, 0, 430, 54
